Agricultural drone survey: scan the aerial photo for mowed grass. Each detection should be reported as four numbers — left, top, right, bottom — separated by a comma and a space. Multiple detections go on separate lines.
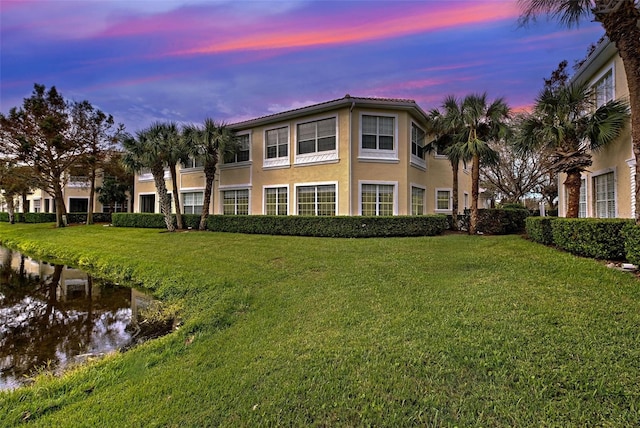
1, 223, 640, 426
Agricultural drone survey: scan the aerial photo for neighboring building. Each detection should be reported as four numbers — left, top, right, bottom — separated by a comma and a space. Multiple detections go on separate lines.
132, 95, 472, 217
23, 170, 130, 214
558, 40, 634, 218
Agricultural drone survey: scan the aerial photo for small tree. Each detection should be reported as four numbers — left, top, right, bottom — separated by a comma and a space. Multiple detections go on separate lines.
0, 162, 36, 223
0, 84, 93, 227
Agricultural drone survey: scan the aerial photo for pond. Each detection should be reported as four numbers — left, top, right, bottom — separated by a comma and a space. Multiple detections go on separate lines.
0, 245, 173, 391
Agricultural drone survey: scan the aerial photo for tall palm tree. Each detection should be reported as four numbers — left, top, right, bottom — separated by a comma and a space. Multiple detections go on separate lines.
157, 122, 187, 230
426, 97, 468, 231
182, 119, 236, 231
122, 124, 175, 232
444, 94, 510, 234
519, 82, 630, 217
518, 0, 640, 221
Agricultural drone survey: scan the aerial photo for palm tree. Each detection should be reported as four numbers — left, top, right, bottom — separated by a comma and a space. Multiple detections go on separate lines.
182, 119, 236, 230
122, 124, 175, 231
519, 82, 630, 217
442, 94, 509, 234
426, 97, 468, 231
518, 0, 640, 221
157, 122, 187, 230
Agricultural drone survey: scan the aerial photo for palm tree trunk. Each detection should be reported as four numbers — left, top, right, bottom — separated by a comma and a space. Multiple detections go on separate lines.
450, 160, 459, 231
469, 154, 480, 235
7, 196, 15, 224
596, 2, 640, 222
564, 170, 582, 218
169, 164, 183, 230
151, 164, 175, 232
199, 166, 216, 231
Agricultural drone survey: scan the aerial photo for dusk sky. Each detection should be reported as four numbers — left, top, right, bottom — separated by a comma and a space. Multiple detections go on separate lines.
1, 0, 604, 133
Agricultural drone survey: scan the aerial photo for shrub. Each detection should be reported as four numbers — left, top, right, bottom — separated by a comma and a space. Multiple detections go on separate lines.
23, 213, 57, 223
206, 215, 448, 237
66, 213, 113, 224
525, 217, 554, 245
460, 209, 529, 235
622, 223, 640, 265
113, 213, 449, 237
551, 218, 633, 260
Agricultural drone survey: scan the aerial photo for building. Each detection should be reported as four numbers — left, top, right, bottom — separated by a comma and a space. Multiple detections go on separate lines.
132, 96, 472, 217
558, 39, 634, 218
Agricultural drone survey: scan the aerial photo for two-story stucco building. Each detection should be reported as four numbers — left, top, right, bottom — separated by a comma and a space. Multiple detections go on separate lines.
133, 95, 472, 217
558, 39, 634, 218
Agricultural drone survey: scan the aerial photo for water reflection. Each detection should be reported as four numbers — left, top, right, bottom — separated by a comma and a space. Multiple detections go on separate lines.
0, 246, 164, 391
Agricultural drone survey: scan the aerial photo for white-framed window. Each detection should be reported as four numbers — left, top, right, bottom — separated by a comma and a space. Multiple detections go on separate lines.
225, 133, 250, 164
410, 122, 426, 168
592, 68, 614, 109
296, 184, 336, 216
183, 191, 204, 214
264, 186, 288, 215
579, 178, 587, 218
594, 172, 615, 218
359, 114, 398, 161
464, 192, 469, 210
182, 157, 204, 169
222, 189, 249, 215
295, 117, 338, 165
265, 127, 288, 159
360, 183, 396, 216
140, 194, 155, 213
411, 186, 425, 215
33, 199, 41, 213
435, 189, 451, 211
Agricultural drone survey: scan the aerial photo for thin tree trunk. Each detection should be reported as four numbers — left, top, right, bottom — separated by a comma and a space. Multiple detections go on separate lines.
564, 170, 582, 218
86, 167, 96, 225
469, 154, 480, 235
169, 164, 183, 230
7, 196, 15, 224
596, 1, 640, 222
199, 166, 216, 231
450, 160, 459, 231
53, 183, 67, 227
151, 164, 175, 232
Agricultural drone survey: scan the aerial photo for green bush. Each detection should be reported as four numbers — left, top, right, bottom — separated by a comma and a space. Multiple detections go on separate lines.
22, 213, 57, 223
551, 218, 633, 260
113, 213, 449, 237
622, 223, 640, 265
206, 215, 449, 237
66, 213, 113, 224
525, 217, 554, 245
461, 208, 529, 235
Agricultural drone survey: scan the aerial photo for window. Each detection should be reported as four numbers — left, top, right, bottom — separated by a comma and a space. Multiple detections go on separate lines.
182, 157, 204, 169
33, 199, 41, 213
266, 127, 288, 159
103, 202, 127, 213
183, 191, 204, 214
225, 134, 250, 164
361, 184, 394, 216
69, 198, 88, 213
297, 185, 336, 216
265, 187, 288, 215
579, 179, 587, 218
594, 172, 615, 218
362, 115, 394, 151
297, 118, 336, 155
436, 190, 451, 211
223, 189, 249, 215
411, 187, 425, 215
140, 194, 155, 213
593, 69, 613, 108
411, 123, 425, 161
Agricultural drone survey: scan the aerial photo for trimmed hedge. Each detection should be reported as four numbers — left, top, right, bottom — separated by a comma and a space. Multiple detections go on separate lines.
525, 217, 554, 245
65, 213, 113, 224
112, 213, 449, 237
551, 218, 633, 260
460, 208, 529, 235
622, 223, 640, 266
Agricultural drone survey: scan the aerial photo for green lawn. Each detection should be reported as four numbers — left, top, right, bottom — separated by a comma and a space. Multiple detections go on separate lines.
1, 223, 639, 426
